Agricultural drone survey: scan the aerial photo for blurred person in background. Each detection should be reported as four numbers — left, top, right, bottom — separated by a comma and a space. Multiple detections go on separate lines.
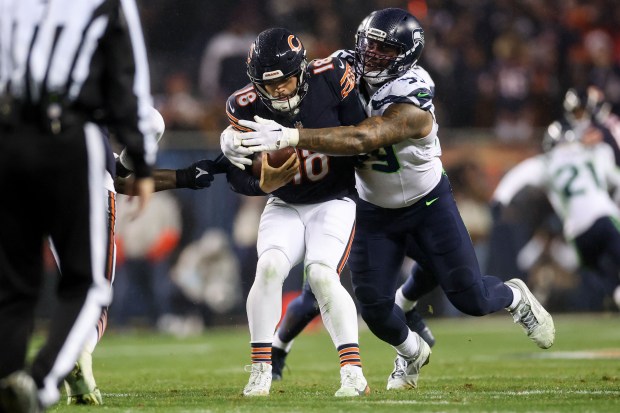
563, 85, 620, 160
61, 109, 215, 405
493, 119, 620, 311
583, 29, 620, 114
491, 30, 535, 143
198, 2, 262, 106
156, 72, 208, 131
111, 191, 183, 328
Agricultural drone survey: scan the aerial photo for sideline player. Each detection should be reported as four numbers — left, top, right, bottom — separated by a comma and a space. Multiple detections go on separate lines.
228, 8, 556, 390
60, 108, 215, 405
493, 120, 620, 307
221, 28, 370, 397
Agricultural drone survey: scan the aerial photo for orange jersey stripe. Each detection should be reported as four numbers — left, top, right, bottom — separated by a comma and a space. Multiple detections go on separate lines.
337, 223, 355, 274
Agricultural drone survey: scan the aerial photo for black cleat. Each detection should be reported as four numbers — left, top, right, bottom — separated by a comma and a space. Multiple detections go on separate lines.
0, 371, 41, 413
271, 347, 288, 381
405, 308, 436, 347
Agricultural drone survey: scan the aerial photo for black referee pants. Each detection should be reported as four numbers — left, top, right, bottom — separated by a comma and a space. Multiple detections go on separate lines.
0, 122, 111, 407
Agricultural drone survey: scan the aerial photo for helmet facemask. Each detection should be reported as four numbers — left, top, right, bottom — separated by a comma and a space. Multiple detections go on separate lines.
355, 36, 405, 85
354, 8, 425, 86
252, 59, 308, 115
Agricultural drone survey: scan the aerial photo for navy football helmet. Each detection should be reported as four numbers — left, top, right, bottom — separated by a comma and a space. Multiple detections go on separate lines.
542, 120, 581, 152
563, 86, 611, 126
247, 28, 309, 115
354, 8, 425, 85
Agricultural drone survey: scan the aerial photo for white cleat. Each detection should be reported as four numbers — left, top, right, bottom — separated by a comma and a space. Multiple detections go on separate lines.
334, 364, 370, 397
506, 278, 555, 349
386, 334, 431, 390
243, 363, 272, 397
63, 349, 102, 405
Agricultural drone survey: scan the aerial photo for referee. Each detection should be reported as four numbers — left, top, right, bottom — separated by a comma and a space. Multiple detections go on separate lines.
0, 1, 156, 411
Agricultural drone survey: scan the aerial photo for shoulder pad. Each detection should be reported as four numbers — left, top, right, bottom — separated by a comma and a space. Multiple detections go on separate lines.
329, 49, 355, 67
308, 57, 356, 100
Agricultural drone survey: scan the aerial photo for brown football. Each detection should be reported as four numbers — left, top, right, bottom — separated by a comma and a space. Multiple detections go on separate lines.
251, 147, 298, 178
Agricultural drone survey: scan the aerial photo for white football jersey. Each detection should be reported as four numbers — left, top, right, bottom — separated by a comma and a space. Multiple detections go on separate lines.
354, 65, 443, 208
493, 141, 620, 239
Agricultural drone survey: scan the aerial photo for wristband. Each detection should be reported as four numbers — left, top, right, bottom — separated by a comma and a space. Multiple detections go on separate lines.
175, 168, 193, 189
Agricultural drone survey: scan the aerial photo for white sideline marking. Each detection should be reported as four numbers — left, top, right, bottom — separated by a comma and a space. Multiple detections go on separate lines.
367, 389, 620, 405
528, 349, 620, 359
472, 349, 620, 361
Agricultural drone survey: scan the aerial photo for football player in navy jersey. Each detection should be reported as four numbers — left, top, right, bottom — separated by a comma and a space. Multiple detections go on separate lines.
59, 108, 216, 405
220, 28, 370, 398
226, 8, 556, 390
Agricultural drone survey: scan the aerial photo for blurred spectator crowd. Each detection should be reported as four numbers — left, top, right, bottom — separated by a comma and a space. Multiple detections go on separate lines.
141, 0, 620, 144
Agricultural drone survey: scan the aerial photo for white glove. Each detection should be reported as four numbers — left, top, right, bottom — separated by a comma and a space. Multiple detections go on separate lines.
238, 116, 299, 152
220, 125, 253, 170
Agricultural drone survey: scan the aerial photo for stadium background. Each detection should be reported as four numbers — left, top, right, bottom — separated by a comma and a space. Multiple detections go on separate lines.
38, 0, 620, 332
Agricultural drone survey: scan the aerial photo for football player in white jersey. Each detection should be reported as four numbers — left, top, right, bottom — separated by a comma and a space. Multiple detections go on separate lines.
225, 8, 556, 390
493, 120, 620, 303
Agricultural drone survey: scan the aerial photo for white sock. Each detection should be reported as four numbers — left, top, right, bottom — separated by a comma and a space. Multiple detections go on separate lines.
506, 285, 522, 310
395, 287, 416, 312
272, 333, 294, 353
393, 330, 420, 360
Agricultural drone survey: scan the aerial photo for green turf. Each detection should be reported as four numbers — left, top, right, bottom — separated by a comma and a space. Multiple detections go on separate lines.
45, 313, 619, 412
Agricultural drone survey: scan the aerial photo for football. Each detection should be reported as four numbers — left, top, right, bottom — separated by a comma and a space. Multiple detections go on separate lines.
251, 147, 298, 178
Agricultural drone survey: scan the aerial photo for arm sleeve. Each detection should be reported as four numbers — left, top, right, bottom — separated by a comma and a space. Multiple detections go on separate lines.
215, 153, 265, 196
101, 0, 156, 178
492, 156, 546, 206
226, 167, 266, 196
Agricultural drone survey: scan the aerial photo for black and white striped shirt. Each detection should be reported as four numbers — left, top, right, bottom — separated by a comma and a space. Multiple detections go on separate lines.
0, 0, 156, 177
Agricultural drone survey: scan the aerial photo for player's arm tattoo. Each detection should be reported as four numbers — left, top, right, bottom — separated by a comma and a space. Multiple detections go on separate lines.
297, 103, 433, 155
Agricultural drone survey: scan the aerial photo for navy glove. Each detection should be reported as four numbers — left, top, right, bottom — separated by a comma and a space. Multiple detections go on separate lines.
115, 158, 133, 178
176, 159, 216, 189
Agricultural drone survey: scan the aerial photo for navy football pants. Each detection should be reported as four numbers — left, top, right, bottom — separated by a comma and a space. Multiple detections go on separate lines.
349, 175, 513, 346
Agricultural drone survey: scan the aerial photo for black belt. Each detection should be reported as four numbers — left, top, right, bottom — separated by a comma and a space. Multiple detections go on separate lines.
0, 95, 85, 134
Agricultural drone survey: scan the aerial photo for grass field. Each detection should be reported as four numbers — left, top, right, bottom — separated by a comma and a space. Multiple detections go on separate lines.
44, 313, 619, 412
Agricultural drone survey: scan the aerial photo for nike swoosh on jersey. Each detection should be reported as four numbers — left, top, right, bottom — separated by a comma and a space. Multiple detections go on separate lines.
417, 92, 429, 97
425, 197, 439, 206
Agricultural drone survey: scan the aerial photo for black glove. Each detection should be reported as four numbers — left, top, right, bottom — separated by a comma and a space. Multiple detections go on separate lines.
489, 200, 503, 222
176, 159, 216, 189
115, 158, 133, 178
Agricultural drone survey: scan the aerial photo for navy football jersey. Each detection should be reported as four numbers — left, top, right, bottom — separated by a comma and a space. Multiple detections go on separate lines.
225, 57, 366, 204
